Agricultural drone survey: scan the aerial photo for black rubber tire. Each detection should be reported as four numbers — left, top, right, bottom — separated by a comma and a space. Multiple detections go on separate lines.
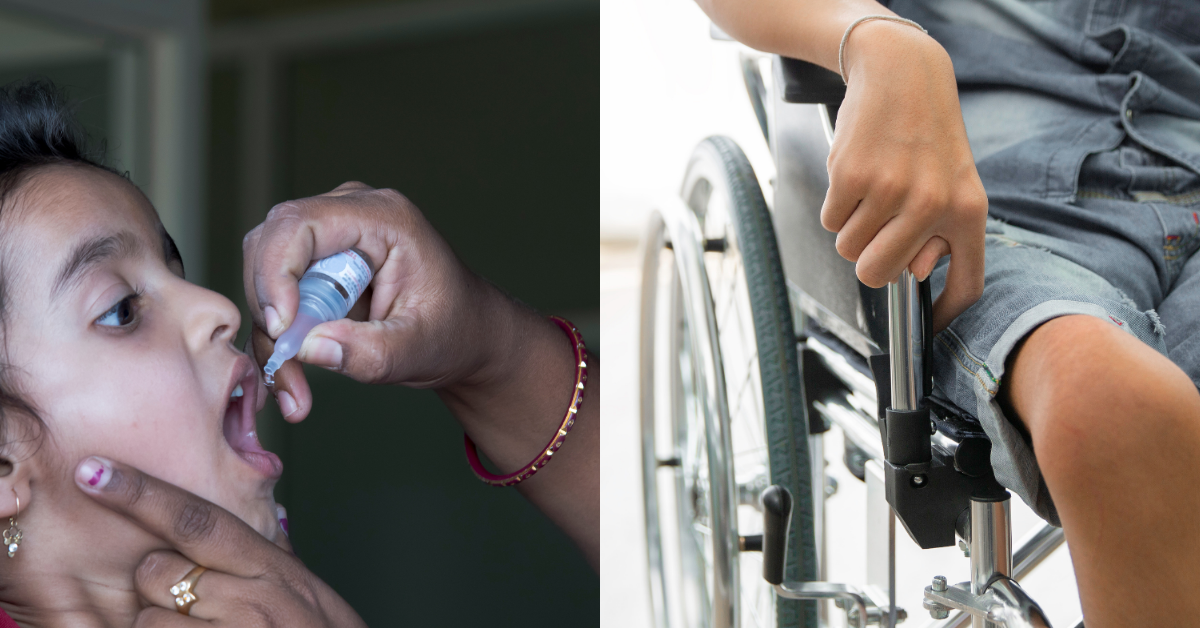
689, 136, 817, 628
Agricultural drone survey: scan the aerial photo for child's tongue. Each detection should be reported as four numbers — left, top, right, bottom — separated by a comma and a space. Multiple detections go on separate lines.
222, 393, 282, 477
223, 395, 250, 449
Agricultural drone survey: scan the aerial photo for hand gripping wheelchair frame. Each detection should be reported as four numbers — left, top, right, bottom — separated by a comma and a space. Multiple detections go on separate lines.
638, 36, 1071, 628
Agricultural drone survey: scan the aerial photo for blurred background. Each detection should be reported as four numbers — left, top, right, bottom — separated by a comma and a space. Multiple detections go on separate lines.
0, 0, 597, 624
601, 0, 776, 625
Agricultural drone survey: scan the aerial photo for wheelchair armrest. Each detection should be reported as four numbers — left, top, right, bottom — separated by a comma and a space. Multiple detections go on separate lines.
776, 57, 846, 105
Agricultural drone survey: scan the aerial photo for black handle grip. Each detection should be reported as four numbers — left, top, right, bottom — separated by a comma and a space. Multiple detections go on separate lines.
761, 485, 792, 585
920, 278, 934, 399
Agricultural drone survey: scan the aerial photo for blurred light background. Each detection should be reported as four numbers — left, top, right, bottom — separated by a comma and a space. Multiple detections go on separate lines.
601, 0, 775, 625
601, 1, 1080, 626
0, 0, 597, 624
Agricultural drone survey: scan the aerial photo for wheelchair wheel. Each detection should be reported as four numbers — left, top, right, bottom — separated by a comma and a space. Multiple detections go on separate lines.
641, 136, 817, 628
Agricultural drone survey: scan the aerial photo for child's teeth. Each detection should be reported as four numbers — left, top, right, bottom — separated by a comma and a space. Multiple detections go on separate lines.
231, 384, 244, 398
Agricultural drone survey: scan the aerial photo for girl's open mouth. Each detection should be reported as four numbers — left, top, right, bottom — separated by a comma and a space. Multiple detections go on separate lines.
223, 361, 282, 478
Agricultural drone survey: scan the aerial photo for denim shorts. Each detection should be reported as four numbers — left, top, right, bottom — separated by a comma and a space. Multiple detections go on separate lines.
928, 140, 1200, 525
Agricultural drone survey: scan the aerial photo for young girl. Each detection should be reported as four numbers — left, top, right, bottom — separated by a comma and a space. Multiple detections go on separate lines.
0, 81, 287, 625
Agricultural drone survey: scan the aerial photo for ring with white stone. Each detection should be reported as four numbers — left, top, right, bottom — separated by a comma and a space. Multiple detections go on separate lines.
170, 565, 208, 615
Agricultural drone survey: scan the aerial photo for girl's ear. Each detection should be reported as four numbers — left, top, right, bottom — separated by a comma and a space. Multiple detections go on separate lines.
0, 456, 32, 520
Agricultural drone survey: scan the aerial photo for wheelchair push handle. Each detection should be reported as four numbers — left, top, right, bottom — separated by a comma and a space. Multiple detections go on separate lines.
884, 270, 933, 466
888, 269, 925, 412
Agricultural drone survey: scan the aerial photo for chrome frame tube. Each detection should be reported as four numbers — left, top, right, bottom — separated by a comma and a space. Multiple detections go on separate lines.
889, 510, 897, 628
1013, 523, 1066, 578
887, 270, 923, 412
864, 460, 893, 616
928, 520, 1064, 628
801, 335, 877, 407
812, 393, 883, 461
969, 497, 1012, 628
810, 433, 827, 580
810, 433, 829, 626
818, 103, 836, 147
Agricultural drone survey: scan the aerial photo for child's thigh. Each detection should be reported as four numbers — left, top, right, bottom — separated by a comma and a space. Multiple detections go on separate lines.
928, 220, 1169, 525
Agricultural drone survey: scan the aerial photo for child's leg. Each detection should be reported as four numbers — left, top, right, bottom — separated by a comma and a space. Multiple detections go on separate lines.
1005, 314, 1200, 627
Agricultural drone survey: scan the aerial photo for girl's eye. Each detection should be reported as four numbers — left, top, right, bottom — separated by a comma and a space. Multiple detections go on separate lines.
96, 294, 138, 327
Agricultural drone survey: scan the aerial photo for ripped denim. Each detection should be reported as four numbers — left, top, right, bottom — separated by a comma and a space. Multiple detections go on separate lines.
928, 140, 1200, 525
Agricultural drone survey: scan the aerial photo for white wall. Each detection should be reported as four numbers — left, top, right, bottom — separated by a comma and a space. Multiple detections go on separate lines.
600, 0, 774, 242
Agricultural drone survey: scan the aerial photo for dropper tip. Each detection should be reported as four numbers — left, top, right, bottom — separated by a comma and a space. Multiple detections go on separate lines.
263, 352, 286, 387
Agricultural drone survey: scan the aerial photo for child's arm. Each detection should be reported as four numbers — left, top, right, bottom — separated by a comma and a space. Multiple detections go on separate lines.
697, 0, 989, 333
697, 0, 903, 73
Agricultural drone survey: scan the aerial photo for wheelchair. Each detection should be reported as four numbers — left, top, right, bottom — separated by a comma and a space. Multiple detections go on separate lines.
638, 30, 1072, 628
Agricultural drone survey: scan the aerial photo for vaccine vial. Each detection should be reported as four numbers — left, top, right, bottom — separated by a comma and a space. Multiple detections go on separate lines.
263, 248, 374, 385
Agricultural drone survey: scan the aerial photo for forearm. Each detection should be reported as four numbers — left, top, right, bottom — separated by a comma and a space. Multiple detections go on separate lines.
437, 290, 599, 570
696, 0, 896, 72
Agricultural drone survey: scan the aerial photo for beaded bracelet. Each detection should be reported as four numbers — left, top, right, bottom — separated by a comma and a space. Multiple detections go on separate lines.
464, 316, 587, 487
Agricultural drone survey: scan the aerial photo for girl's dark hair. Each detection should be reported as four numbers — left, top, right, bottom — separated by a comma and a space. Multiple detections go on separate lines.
0, 79, 122, 460
0, 80, 119, 202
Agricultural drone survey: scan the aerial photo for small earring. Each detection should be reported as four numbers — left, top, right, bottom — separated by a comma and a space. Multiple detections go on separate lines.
4, 491, 22, 558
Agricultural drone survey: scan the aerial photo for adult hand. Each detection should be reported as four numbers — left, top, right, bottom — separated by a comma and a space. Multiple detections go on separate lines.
74, 456, 366, 627
241, 182, 599, 570
242, 181, 511, 422
826, 20, 988, 333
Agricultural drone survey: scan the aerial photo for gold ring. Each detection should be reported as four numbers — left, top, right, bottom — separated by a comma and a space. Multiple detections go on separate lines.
170, 565, 207, 615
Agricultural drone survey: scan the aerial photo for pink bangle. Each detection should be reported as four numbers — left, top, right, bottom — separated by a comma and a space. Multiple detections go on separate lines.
464, 316, 587, 487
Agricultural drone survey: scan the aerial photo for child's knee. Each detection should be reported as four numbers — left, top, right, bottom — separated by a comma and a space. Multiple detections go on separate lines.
1008, 315, 1200, 483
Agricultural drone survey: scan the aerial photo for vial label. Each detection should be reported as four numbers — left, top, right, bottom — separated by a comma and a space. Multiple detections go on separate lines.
305, 249, 372, 304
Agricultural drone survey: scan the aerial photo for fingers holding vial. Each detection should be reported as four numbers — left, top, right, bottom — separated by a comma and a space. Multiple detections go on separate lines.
249, 249, 373, 422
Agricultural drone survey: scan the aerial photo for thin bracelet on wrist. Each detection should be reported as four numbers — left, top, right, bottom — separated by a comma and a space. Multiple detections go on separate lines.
838, 15, 928, 84
464, 315, 587, 487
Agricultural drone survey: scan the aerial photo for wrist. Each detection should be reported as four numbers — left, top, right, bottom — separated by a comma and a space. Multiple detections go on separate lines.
841, 18, 947, 85
442, 276, 523, 389
438, 278, 548, 402
437, 300, 575, 468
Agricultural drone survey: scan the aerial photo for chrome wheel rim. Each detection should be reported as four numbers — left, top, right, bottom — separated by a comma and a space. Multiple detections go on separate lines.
641, 198, 739, 628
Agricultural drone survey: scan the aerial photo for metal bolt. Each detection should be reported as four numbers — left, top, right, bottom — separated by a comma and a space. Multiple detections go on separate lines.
910, 474, 927, 488
825, 476, 839, 497
923, 598, 950, 620
932, 575, 947, 592
930, 420, 937, 435
958, 539, 970, 557
1125, 108, 1134, 120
